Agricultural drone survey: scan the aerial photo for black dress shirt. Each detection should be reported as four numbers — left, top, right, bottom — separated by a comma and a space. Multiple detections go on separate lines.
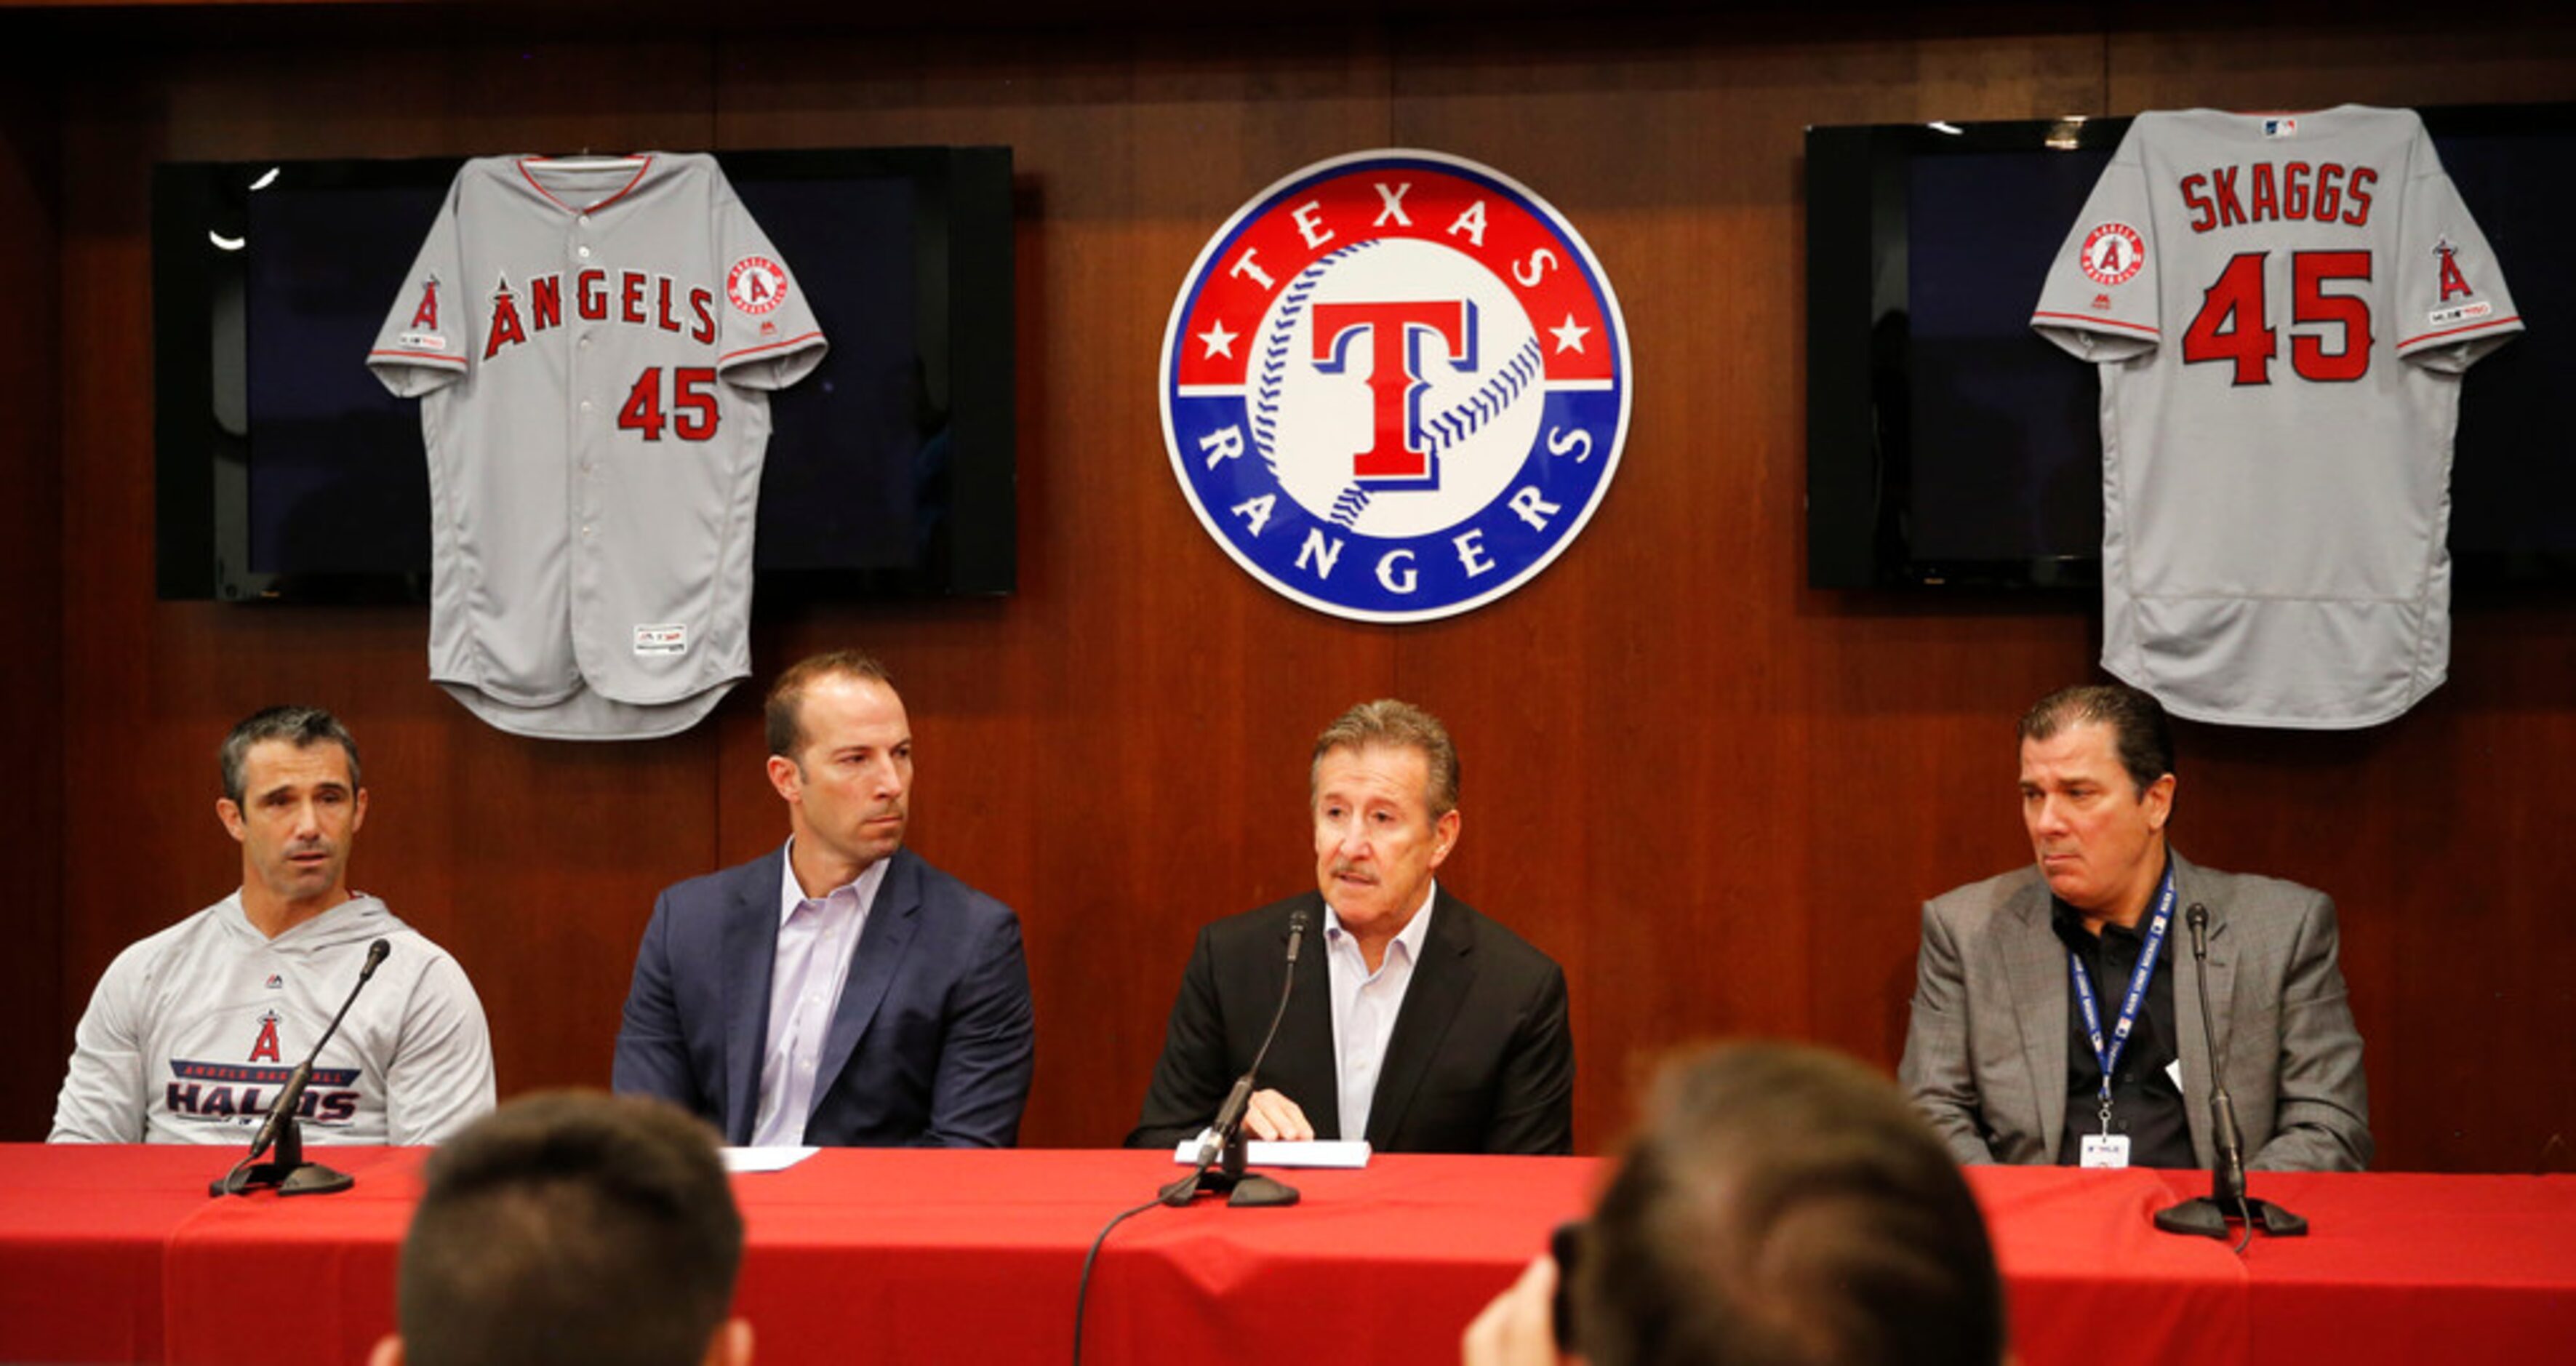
2052, 892, 2195, 1169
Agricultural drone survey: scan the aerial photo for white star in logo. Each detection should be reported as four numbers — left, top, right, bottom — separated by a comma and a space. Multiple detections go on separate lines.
1198, 319, 1239, 359
1549, 313, 1591, 354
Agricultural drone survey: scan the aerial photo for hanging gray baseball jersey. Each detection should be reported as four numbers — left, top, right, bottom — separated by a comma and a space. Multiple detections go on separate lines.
2033, 106, 2520, 728
369, 154, 827, 740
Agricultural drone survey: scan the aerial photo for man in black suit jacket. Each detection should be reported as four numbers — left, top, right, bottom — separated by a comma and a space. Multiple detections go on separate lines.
614, 651, 1033, 1146
1129, 700, 1572, 1155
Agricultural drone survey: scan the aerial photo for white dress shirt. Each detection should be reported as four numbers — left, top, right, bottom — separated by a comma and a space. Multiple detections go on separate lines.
1323, 882, 1437, 1143
750, 842, 891, 1146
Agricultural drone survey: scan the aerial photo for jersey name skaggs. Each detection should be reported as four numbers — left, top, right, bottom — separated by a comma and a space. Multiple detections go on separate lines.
2178, 160, 2380, 234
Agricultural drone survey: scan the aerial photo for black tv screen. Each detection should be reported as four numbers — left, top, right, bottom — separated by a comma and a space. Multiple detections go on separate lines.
1807, 105, 2576, 590
155, 146, 1015, 602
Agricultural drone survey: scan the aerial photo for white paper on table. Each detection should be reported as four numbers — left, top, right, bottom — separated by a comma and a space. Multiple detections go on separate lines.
1171, 1135, 1372, 1169
721, 1146, 821, 1173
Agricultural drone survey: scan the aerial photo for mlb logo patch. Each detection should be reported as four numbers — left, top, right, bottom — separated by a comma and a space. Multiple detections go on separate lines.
265, 974, 283, 989
1160, 149, 1630, 622
2263, 117, 2299, 139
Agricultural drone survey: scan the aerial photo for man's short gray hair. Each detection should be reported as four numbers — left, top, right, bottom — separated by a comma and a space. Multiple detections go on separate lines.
1310, 699, 1459, 818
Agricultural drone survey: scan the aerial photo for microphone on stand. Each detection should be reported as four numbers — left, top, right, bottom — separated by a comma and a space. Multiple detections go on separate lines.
2156, 906, 2307, 1239
212, 938, 389, 1198
1161, 908, 1308, 1208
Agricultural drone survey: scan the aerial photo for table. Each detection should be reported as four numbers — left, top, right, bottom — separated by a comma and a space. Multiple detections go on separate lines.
4, 1145, 2572, 1365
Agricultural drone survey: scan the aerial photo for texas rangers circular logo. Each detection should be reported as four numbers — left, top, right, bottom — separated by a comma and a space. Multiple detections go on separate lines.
727, 255, 788, 314
1161, 149, 1630, 622
2081, 223, 2146, 286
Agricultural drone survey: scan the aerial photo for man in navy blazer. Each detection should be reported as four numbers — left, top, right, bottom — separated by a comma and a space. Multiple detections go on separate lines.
614, 651, 1034, 1147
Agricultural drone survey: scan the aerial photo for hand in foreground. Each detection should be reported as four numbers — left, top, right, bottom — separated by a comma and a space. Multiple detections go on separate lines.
1243, 1087, 1315, 1141
1462, 1253, 1569, 1366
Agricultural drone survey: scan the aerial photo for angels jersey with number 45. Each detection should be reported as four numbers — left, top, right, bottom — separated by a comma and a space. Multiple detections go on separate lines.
369, 153, 825, 740
2033, 106, 2520, 729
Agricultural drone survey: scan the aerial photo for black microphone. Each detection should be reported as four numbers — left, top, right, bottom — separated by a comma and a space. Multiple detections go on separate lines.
1198, 1075, 1257, 1173
249, 938, 390, 1159
1163, 908, 1308, 1207
2187, 908, 2249, 1209
1193, 908, 1307, 1167
214, 939, 388, 1197
2155, 905, 2306, 1240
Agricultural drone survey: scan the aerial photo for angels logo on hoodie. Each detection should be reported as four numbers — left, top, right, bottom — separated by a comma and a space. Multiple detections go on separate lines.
249, 1010, 282, 1063
161, 997, 361, 1127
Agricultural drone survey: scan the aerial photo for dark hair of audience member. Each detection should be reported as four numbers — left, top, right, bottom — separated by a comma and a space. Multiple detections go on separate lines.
395, 1090, 745, 1366
1577, 1042, 2006, 1366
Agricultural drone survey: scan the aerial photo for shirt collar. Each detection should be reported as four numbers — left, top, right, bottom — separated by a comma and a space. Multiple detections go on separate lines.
2048, 852, 2175, 951
1323, 878, 1439, 966
777, 838, 892, 927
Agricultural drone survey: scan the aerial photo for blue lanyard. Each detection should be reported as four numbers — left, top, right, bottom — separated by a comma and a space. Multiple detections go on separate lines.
2068, 865, 2175, 1126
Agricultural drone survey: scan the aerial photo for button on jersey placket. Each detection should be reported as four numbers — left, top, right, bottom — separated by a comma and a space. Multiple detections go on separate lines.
569, 211, 600, 671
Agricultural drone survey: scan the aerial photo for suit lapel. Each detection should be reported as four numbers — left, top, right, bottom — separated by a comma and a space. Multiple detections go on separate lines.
812, 850, 923, 1123
1364, 891, 1473, 1149
2001, 882, 2070, 1162
720, 852, 785, 1146
2171, 852, 2231, 1169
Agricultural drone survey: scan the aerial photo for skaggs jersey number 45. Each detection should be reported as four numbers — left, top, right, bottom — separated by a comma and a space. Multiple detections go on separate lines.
2181, 249, 2373, 386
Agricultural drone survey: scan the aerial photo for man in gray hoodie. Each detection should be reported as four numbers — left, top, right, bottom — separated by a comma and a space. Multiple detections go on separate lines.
50, 706, 495, 1145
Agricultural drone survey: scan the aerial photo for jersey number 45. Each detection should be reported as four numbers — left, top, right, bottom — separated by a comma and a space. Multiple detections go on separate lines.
2182, 250, 2372, 386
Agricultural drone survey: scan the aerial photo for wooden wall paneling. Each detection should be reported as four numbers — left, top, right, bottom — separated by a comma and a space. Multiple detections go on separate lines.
377, 718, 727, 1097
0, 47, 65, 1141
151, 37, 721, 163
2105, 15, 2576, 116
57, 57, 207, 1010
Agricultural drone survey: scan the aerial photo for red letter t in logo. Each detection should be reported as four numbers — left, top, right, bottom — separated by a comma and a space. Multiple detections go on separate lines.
1309, 300, 1477, 487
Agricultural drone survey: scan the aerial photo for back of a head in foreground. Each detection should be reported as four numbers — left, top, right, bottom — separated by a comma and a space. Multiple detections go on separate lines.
388, 1090, 746, 1366
1579, 1042, 2005, 1366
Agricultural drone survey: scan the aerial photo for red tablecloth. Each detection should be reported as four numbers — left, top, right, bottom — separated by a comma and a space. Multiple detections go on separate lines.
5, 1145, 2572, 1365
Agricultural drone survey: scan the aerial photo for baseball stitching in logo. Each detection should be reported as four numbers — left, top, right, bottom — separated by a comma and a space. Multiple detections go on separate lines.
1161, 149, 1630, 623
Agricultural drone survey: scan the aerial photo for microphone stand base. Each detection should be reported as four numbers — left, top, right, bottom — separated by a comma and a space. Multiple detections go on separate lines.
209, 1117, 357, 1198
1218, 1172, 1300, 1207
2154, 1194, 2307, 1239
212, 1161, 357, 1198
1155, 1127, 1304, 1207
1153, 1168, 1302, 1207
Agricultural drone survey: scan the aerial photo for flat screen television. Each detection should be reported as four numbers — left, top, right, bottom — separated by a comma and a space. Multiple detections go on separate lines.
1806, 104, 2575, 590
154, 146, 1015, 602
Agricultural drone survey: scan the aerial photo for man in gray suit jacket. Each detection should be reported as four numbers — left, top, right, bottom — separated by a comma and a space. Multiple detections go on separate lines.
1898, 684, 2371, 1172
